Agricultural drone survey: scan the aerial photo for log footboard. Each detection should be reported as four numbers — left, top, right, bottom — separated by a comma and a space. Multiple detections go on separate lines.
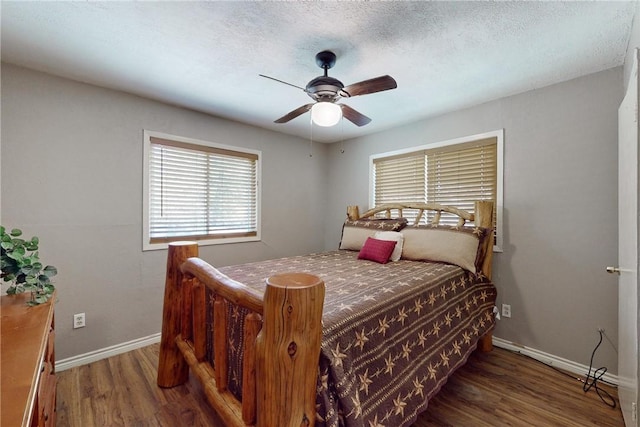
157, 242, 325, 427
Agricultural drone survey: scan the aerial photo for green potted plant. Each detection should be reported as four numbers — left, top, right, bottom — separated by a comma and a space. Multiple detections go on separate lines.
0, 226, 57, 305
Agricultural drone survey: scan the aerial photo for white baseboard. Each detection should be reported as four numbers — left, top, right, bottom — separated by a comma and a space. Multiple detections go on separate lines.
493, 336, 619, 386
56, 333, 161, 372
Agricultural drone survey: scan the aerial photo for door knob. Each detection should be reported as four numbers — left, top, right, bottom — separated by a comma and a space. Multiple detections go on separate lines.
606, 266, 620, 275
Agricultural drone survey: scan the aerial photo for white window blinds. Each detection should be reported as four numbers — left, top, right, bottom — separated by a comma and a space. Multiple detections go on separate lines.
373, 152, 426, 205
426, 139, 497, 226
148, 136, 258, 244
373, 137, 497, 227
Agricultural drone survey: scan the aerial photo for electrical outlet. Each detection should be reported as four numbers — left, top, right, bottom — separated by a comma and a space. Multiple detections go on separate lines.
73, 313, 86, 329
501, 304, 511, 318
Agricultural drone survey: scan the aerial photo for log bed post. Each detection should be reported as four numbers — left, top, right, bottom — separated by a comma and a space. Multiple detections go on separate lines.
157, 241, 199, 388
347, 205, 360, 221
474, 200, 494, 281
255, 273, 325, 427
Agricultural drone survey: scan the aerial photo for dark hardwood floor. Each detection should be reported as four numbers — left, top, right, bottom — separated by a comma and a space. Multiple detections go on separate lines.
56, 344, 624, 426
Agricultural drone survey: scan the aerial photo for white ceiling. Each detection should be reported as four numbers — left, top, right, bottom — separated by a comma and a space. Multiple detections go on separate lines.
1, 1, 636, 143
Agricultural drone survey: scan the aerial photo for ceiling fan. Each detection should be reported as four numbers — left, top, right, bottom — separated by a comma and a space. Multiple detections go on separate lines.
260, 50, 397, 127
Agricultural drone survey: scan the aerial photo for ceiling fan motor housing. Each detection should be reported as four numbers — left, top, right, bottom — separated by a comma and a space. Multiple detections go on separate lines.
306, 76, 344, 102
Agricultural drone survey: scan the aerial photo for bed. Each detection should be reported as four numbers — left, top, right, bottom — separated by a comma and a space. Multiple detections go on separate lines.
157, 201, 496, 427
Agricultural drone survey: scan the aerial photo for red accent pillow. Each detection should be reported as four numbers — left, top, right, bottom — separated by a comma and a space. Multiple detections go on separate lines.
357, 237, 397, 264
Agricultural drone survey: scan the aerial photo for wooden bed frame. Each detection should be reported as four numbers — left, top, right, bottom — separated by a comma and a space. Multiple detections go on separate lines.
157, 201, 494, 427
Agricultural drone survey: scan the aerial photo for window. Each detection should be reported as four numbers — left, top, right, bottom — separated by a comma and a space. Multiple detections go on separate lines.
371, 130, 503, 251
143, 130, 260, 250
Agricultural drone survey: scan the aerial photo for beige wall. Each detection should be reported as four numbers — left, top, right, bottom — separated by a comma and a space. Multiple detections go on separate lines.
1, 63, 329, 359
325, 68, 622, 372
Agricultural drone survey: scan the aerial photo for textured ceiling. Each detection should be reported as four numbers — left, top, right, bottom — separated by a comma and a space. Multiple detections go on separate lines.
1, 1, 636, 143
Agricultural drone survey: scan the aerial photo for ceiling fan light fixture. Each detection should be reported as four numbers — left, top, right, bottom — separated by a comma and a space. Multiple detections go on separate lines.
311, 102, 342, 127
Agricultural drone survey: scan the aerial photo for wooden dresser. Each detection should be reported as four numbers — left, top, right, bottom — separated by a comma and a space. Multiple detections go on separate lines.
1, 292, 56, 427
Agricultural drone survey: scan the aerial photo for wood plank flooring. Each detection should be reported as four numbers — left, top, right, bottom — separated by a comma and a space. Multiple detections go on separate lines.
56, 344, 624, 426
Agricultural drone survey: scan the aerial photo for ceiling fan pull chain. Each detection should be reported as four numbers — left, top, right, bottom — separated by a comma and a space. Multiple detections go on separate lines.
340, 116, 345, 154
309, 117, 314, 158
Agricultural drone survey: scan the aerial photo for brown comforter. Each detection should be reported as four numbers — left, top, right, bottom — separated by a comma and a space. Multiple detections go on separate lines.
205, 250, 496, 427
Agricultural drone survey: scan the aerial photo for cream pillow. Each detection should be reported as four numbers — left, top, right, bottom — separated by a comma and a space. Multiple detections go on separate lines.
340, 227, 378, 251
374, 231, 404, 262
339, 218, 408, 251
401, 225, 489, 273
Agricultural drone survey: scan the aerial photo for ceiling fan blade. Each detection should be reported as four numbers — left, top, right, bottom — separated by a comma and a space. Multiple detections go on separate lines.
340, 104, 372, 127
259, 74, 306, 91
274, 104, 314, 123
341, 75, 397, 97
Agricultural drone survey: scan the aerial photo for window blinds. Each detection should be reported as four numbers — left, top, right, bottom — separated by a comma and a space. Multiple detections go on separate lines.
426, 139, 497, 226
373, 138, 497, 226
373, 152, 426, 205
148, 137, 258, 243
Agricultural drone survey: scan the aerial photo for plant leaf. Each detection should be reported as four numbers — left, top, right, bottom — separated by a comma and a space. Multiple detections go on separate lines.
43, 265, 58, 277
10, 229, 22, 237
7, 251, 23, 262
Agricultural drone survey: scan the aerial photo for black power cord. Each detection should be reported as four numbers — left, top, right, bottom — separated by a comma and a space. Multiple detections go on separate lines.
504, 330, 617, 409
583, 330, 617, 408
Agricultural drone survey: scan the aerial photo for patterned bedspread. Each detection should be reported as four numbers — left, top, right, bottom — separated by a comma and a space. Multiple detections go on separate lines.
205, 250, 496, 427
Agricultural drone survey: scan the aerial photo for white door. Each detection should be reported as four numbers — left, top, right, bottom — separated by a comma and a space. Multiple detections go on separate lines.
617, 48, 639, 427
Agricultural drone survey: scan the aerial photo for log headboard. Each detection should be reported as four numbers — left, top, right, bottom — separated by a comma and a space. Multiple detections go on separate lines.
346, 200, 494, 279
